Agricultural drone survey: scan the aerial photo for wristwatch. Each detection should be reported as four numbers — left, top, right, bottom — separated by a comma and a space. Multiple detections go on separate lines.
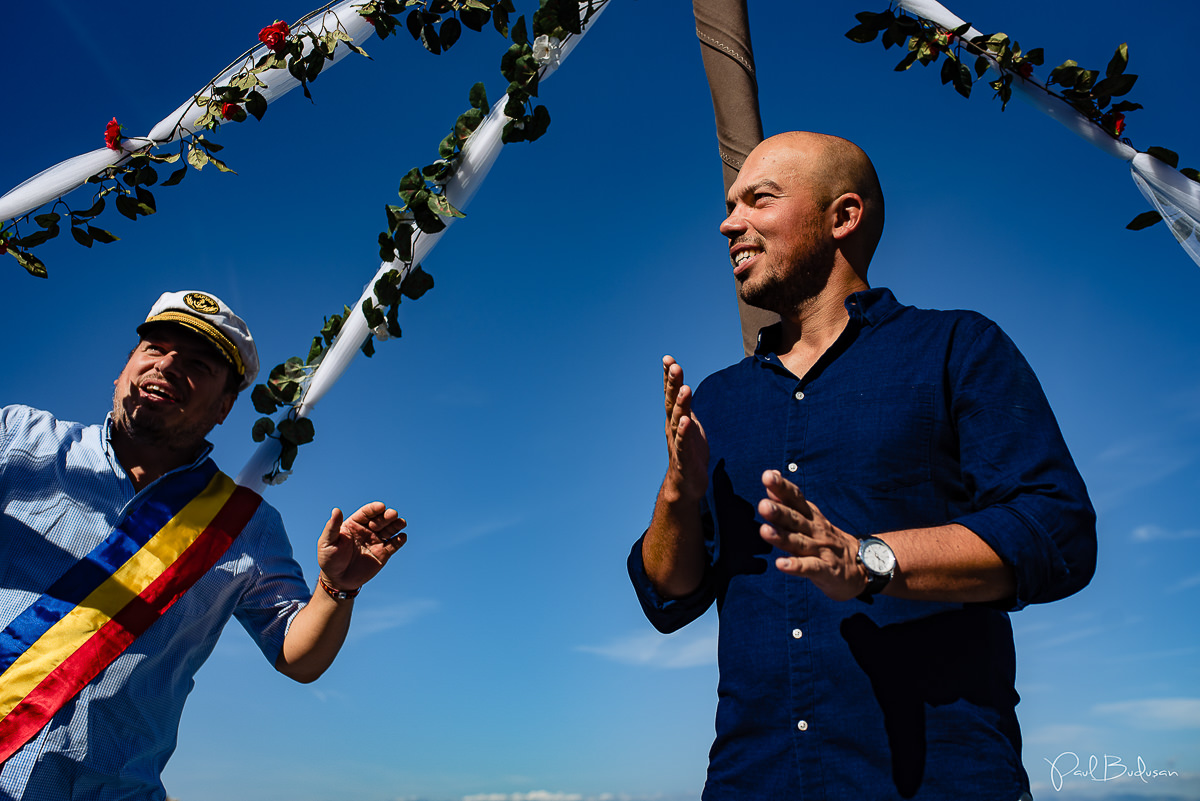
856, 537, 896, 599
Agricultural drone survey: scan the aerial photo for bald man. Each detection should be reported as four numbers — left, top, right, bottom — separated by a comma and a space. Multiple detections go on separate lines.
628, 132, 1096, 800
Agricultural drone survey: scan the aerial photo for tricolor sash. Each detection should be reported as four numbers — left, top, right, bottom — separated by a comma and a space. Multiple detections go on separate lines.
0, 459, 262, 763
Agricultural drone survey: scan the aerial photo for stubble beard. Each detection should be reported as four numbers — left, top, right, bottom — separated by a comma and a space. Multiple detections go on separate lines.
737, 250, 835, 317
111, 380, 223, 456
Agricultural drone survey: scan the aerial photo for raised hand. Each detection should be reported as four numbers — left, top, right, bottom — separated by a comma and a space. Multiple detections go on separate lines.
316, 501, 407, 592
662, 355, 709, 503
756, 470, 867, 601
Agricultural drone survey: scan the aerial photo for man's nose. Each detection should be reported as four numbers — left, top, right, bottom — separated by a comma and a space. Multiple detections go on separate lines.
154, 351, 180, 373
719, 208, 746, 238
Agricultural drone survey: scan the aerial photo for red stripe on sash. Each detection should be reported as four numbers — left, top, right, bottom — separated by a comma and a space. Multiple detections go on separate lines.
0, 485, 262, 762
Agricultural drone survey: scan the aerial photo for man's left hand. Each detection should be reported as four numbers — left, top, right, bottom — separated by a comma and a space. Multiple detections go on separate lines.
317, 502, 407, 592
757, 470, 867, 601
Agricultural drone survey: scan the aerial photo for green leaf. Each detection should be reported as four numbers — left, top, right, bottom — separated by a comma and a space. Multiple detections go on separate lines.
461, 5, 490, 31
845, 23, 879, 44
428, 192, 465, 219
1093, 73, 1137, 98
279, 441, 300, 470
78, 196, 106, 218
1107, 43, 1129, 78
252, 384, 281, 414
379, 231, 397, 261
246, 90, 268, 121
187, 146, 211, 171
401, 265, 434, 300
880, 22, 905, 50
1126, 210, 1162, 230
492, 2, 510, 37
208, 154, 237, 174
360, 337, 376, 358
252, 417, 276, 442
511, 14, 528, 45
894, 51, 918, 71
87, 226, 120, 244
421, 23, 442, 54
13, 249, 48, 278
1147, 146, 1179, 168
135, 186, 157, 215
161, 166, 188, 187
440, 16, 461, 49
70, 227, 93, 248
34, 213, 61, 229
1181, 168, 1200, 183
527, 104, 551, 140
307, 336, 325, 365
469, 81, 489, 113
115, 194, 140, 220
14, 229, 55, 248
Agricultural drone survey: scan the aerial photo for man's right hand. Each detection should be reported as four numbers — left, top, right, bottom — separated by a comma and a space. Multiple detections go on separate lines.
662, 355, 709, 504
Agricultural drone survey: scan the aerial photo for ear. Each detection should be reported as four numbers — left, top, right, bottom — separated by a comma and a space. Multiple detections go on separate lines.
829, 193, 865, 241
214, 392, 236, 425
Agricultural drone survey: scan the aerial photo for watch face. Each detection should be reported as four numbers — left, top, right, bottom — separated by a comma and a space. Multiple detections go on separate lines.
862, 540, 896, 574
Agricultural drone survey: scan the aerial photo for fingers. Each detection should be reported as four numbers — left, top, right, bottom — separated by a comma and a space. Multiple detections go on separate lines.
761, 470, 811, 518
319, 508, 344, 549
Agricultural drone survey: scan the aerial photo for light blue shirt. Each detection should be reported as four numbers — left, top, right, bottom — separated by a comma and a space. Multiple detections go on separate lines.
0, 405, 310, 800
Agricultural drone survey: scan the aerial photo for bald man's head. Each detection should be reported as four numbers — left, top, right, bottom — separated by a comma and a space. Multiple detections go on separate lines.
766, 132, 885, 264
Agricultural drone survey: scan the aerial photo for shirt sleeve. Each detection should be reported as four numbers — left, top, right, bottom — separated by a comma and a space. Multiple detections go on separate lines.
627, 502, 718, 634
232, 501, 311, 663
947, 320, 1097, 609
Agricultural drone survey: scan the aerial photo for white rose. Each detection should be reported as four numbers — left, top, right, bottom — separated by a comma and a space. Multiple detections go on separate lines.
532, 35, 561, 66
264, 469, 292, 486
372, 321, 390, 341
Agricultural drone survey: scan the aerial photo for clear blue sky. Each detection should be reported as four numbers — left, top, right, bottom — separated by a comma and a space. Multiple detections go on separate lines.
3, 1, 1199, 800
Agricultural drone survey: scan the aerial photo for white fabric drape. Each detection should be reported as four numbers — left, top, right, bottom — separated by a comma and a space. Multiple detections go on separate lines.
896, 0, 1200, 267
0, 2, 371, 221
236, 3, 609, 492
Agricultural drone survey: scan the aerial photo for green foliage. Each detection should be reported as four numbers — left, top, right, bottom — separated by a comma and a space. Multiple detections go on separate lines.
848, 6, 1196, 243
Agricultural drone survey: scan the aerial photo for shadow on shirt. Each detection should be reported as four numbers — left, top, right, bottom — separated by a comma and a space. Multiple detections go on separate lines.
842, 609, 1022, 797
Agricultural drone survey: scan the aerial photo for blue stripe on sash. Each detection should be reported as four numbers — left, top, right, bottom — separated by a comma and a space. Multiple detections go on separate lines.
0, 459, 220, 675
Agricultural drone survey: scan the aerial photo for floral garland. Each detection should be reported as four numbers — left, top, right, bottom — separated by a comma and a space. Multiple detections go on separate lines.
0, 0, 597, 482
247, 0, 597, 482
846, 6, 1198, 236
0, 0, 586, 278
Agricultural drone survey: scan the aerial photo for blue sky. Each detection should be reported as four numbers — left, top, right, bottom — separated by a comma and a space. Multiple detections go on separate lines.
3, 1, 1199, 800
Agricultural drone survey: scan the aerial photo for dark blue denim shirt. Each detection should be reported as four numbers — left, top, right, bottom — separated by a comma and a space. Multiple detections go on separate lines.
629, 288, 1096, 800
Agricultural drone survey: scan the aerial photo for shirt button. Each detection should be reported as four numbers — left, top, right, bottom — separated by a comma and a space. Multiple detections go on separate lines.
794, 391, 805, 400
787, 463, 798, 473
792, 628, 803, 639
797, 720, 809, 731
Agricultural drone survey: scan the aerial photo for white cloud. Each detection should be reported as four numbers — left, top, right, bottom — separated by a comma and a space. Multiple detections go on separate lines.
576, 623, 717, 669
1167, 572, 1200, 593
463, 794, 582, 801
347, 598, 439, 640
1022, 723, 1102, 745
1092, 698, 1200, 730
1132, 524, 1200, 543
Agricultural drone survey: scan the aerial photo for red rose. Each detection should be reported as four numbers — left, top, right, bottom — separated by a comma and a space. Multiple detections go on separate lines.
1017, 62, 1034, 79
1112, 113, 1126, 135
259, 20, 291, 52
0, 240, 7, 256
221, 102, 241, 120
104, 117, 122, 150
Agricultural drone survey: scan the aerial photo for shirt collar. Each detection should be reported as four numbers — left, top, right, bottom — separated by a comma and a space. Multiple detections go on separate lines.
753, 286, 901, 358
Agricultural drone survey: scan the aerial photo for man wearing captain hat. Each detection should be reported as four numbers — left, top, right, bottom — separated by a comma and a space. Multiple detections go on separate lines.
0, 290, 407, 800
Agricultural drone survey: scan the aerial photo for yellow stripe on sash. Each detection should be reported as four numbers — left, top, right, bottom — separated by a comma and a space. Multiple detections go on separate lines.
0, 472, 238, 718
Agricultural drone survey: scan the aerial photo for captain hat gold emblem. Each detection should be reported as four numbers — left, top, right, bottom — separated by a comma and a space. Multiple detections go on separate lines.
182, 293, 220, 315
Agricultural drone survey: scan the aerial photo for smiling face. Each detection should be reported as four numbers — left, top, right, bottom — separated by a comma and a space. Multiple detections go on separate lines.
111, 323, 237, 453
719, 136, 837, 316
